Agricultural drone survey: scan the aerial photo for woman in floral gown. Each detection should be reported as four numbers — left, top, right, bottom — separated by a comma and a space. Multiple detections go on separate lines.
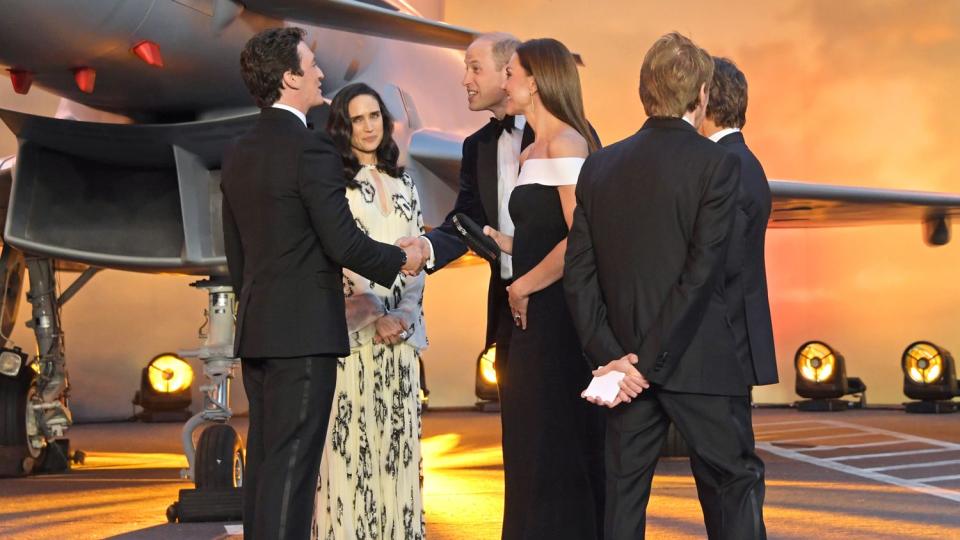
311, 83, 426, 540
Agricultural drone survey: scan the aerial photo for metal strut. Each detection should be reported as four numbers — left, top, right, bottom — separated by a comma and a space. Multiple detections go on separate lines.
24, 257, 71, 442
178, 281, 239, 481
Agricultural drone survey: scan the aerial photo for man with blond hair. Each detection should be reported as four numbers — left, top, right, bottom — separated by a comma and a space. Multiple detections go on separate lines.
565, 32, 766, 539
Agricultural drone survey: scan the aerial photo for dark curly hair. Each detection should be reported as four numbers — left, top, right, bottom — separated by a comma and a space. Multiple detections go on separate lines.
706, 57, 748, 129
327, 83, 404, 187
240, 27, 305, 108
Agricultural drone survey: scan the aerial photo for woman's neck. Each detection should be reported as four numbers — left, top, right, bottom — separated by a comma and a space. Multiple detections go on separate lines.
524, 99, 567, 146
354, 149, 377, 166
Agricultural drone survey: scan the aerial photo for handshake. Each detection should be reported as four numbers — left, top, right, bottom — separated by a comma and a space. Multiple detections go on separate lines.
395, 236, 431, 276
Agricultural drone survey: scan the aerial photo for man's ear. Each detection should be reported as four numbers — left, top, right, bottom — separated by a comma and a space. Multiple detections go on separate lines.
282, 70, 299, 91
699, 83, 708, 108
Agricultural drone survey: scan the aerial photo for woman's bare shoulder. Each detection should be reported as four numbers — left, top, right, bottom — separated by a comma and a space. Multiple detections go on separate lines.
546, 128, 588, 158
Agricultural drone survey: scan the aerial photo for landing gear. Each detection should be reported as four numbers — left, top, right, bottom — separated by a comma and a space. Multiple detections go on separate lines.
168, 280, 244, 522
0, 367, 45, 476
24, 257, 71, 443
195, 423, 244, 489
0, 250, 93, 477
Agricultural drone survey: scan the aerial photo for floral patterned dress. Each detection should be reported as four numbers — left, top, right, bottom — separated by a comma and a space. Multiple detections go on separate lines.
312, 165, 427, 540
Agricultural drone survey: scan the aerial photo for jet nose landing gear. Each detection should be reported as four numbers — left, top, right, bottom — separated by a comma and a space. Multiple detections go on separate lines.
168, 280, 244, 523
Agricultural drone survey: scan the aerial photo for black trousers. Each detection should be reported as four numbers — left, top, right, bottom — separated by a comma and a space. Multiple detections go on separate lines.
242, 355, 337, 540
604, 390, 765, 540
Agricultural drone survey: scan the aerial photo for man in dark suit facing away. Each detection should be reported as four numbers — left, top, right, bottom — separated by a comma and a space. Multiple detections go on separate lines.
220, 27, 425, 539
697, 55, 779, 533
564, 32, 767, 539
701, 56, 778, 388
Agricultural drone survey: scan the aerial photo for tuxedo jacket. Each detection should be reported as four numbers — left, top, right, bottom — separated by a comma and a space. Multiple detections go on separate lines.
564, 117, 751, 396
719, 131, 778, 386
221, 107, 403, 359
425, 119, 534, 346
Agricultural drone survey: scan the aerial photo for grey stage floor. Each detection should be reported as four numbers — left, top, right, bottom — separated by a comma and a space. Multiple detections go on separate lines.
1, 408, 959, 539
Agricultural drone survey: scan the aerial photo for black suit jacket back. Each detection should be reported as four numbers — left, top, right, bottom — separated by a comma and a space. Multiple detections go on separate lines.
565, 117, 750, 396
719, 131, 778, 386
221, 108, 403, 359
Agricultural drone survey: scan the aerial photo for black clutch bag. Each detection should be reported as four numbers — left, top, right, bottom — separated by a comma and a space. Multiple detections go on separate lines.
452, 213, 500, 262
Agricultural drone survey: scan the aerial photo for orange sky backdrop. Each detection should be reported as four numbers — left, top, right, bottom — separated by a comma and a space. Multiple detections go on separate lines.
1, 1, 958, 413
444, 0, 960, 403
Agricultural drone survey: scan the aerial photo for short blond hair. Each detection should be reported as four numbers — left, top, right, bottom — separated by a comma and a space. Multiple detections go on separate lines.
639, 32, 714, 117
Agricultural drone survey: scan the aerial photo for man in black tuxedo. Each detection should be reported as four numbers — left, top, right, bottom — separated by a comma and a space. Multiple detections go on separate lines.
696, 55, 779, 532
401, 33, 531, 391
701, 57, 778, 387
221, 28, 424, 539
564, 32, 766, 539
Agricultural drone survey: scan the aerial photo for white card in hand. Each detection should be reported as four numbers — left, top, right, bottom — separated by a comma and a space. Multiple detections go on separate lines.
582, 371, 626, 403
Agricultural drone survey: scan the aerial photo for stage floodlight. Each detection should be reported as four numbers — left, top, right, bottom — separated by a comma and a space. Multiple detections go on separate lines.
475, 345, 499, 405
147, 354, 193, 393
0, 347, 27, 378
902, 341, 958, 413
133, 353, 193, 422
794, 341, 866, 411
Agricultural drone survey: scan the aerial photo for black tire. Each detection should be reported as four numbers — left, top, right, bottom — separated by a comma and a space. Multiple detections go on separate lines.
661, 422, 691, 458
195, 424, 244, 489
0, 370, 44, 477
166, 502, 180, 523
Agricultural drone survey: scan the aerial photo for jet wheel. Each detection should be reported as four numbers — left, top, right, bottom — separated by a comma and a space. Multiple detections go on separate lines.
195, 424, 244, 489
0, 370, 46, 477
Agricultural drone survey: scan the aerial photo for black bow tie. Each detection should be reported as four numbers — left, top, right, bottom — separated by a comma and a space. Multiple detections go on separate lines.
490, 115, 515, 136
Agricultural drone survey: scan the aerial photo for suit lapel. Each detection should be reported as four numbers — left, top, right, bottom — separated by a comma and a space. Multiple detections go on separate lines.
477, 121, 534, 227
521, 122, 535, 151
477, 130, 499, 226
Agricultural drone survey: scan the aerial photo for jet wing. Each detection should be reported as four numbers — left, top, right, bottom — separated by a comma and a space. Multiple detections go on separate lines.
241, 0, 478, 49
770, 180, 960, 245
399, 130, 960, 245
407, 128, 464, 191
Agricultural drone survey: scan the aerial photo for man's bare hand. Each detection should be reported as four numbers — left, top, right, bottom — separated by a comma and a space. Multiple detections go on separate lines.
396, 237, 427, 276
589, 353, 650, 405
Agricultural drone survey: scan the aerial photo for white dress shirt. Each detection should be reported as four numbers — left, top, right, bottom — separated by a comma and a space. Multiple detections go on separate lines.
709, 127, 740, 143
496, 114, 525, 279
271, 103, 308, 127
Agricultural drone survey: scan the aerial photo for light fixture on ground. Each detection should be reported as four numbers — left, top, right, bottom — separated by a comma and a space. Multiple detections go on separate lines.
902, 341, 958, 413
794, 341, 866, 411
475, 344, 499, 409
0, 347, 27, 378
133, 353, 193, 421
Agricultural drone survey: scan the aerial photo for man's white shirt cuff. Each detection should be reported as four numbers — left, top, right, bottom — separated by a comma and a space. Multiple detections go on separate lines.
422, 236, 436, 269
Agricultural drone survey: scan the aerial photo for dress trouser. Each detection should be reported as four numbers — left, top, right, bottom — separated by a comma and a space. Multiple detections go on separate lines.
604, 389, 766, 540
691, 392, 765, 539
242, 356, 338, 540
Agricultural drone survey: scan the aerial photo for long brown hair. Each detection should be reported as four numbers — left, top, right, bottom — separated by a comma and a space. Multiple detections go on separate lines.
516, 38, 598, 153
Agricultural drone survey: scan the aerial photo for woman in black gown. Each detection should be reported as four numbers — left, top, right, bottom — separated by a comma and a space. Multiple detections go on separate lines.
484, 38, 604, 540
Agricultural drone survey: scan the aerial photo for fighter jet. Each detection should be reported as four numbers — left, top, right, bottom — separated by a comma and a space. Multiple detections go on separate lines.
1, 0, 960, 520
